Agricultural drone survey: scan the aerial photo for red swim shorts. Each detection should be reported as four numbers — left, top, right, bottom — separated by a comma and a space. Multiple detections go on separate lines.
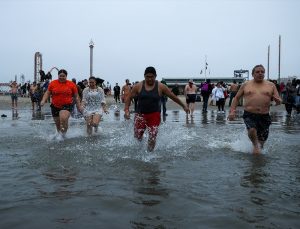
134, 112, 161, 140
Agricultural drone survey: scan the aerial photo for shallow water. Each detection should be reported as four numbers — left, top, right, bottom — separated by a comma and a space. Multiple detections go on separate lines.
0, 107, 299, 228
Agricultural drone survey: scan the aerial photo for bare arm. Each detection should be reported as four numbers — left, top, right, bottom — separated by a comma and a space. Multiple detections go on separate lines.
124, 84, 139, 119
161, 84, 189, 114
227, 83, 245, 120
272, 84, 282, 105
74, 93, 82, 113
40, 90, 50, 106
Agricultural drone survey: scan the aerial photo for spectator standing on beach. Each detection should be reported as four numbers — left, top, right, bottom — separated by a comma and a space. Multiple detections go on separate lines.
81, 76, 109, 135
285, 79, 297, 116
34, 83, 44, 111
9, 81, 18, 110
228, 64, 281, 154
40, 69, 82, 137
171, 83, 180, 96
113, 83, 121, 103
200, 79, 213, 113
161, 79, 168, 116
212, 82, 226, 113
279, 82, 286, 101
184, 79, 197, 117
121, 79, 131, 103
29, 81, 38, 110
124, 66, 189, 152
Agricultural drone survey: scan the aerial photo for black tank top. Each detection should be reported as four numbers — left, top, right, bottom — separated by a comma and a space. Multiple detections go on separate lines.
137, 80, 161, 114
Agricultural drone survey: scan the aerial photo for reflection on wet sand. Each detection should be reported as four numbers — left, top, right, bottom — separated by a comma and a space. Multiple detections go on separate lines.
133, 163, 169, 206
12, 109, 19, 120
241, 155, 268, 189
32, 110, 44, 120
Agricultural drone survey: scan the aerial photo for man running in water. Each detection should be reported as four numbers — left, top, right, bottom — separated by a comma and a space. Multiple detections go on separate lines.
228, 64, 281, 154
124, 66, 189, 152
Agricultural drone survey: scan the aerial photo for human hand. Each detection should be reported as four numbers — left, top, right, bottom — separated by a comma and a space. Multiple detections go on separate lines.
183, 105, 190, 114
227, 111, 236, 121
272, 95, 282, 105
77, 106, 84, 114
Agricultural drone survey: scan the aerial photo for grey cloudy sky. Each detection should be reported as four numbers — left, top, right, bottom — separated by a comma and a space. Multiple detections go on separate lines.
0, 0, 299, 85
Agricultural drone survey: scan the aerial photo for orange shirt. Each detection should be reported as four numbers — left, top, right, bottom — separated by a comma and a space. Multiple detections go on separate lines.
48, 79, 78, 108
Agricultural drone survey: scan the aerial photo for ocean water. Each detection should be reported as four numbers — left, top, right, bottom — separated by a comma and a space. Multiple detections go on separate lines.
0, 107, 299, 228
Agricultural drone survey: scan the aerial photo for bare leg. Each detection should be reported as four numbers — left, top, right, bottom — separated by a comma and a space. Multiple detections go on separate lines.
86, 115, 93, 135
59, 110, 71, 136
148, 136, 156, 152
190, 102, 195, 117
53, 117, 61, 133
247, 128, 261, 154
92, 114, 101, 133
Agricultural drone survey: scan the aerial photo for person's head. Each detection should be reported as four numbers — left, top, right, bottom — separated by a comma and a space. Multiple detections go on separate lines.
252, 65, 265, 82
188, 79, 194, 85
58, 69, 68, 83
88, 76, 97, 88
83, 79, 88, 86
144, 66, 157, 86
233, 80, 236, 84
33, 81, 36, 85
72, 78, 77, 84
125, 79, 130, 85
116, 83, 118, 86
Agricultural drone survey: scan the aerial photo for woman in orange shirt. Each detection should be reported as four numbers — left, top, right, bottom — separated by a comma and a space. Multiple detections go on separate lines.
41, 69, 82, 137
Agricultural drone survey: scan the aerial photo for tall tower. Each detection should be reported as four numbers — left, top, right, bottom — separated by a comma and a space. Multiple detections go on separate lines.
89, 40, 94, 77
34, 52, 43, 82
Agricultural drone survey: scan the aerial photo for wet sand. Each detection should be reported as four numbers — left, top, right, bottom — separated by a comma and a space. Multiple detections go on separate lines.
0, 94, 287, 113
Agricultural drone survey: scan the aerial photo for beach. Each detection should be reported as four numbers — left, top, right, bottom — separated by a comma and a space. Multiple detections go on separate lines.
0, 94, 287, 113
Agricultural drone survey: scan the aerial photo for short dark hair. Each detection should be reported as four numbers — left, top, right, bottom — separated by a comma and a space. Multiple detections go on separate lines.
144, 66, 156, 76
252, 65, 264, 75
89, 76, 96, 81
58, 69, 68, 76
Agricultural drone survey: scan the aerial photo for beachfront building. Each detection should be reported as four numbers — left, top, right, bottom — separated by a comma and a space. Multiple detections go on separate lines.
162, 76, 248, 94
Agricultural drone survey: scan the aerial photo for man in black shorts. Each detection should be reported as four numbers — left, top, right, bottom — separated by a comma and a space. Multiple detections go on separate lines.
228, 65, 281, 154
184, 79, 197, 117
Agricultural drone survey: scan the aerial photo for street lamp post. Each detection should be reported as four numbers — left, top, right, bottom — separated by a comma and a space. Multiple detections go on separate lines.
89, 39, 94, 77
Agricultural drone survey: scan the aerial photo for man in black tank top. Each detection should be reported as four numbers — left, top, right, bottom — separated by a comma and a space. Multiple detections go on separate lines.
124, 66, 190, 152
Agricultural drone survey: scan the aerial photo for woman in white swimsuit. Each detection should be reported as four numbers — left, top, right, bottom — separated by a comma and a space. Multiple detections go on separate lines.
81, 77, 108, 135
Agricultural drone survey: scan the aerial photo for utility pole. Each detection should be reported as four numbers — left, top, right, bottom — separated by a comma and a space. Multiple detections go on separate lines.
278, 35, 281, 83
267, 45, 270, 80
89, 39, 94, 77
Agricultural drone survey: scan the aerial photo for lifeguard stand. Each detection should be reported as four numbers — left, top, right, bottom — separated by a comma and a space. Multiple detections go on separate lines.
234, 69, 249, 81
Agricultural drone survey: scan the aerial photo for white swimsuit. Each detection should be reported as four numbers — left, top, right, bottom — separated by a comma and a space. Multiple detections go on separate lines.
82, 87, 106, 116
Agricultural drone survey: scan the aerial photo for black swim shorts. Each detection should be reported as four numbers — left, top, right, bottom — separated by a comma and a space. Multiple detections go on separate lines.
50, 104, 73, 117
243, 110, 272, 142
186, 94, 196, 104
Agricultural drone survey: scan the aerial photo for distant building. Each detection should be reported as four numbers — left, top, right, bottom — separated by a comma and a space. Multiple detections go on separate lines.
162, 76, 248, 94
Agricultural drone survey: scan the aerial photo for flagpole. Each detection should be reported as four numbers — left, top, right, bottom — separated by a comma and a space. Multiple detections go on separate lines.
204, 55, 207, 81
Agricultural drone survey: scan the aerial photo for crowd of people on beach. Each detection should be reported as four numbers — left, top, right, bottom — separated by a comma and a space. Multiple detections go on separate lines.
8, 65, 300, 153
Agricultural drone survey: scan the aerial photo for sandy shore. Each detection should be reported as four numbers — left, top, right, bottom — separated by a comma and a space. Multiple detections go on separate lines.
0, 94, 286, 112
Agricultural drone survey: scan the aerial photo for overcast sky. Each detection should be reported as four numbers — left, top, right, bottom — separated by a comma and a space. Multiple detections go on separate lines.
0, 0, 299, 85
